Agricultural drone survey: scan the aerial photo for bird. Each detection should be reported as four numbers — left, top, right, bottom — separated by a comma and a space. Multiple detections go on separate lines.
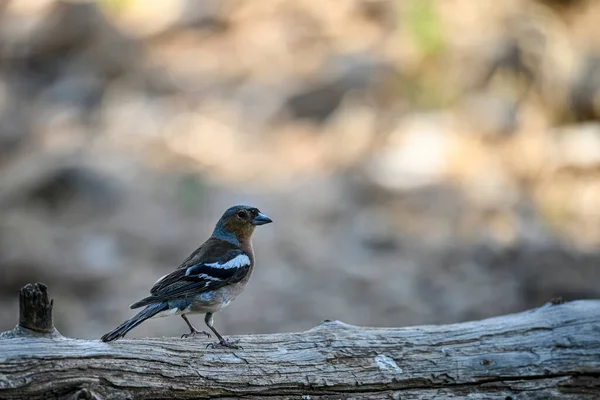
101, 205, 272, 348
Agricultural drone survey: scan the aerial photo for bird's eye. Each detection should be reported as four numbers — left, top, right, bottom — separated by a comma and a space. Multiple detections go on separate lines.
237, 211, 247, 219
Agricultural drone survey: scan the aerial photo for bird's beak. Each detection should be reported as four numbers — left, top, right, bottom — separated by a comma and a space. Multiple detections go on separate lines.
252, 212, 273, 226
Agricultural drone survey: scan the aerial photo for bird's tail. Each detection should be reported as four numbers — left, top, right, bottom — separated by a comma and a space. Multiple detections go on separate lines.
101, 302, 168, 342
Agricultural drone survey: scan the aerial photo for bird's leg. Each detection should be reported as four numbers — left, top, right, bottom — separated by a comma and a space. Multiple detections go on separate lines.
180, 314, 211, 339
204, 312, 242, 349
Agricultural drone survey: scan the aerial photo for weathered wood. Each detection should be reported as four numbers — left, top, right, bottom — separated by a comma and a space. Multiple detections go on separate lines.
0, 285, 599, 400
19, 283, 55, 332
0, 283, 62, 340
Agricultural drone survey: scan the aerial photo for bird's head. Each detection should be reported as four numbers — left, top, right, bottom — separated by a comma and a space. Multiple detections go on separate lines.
212, 205, 272, 244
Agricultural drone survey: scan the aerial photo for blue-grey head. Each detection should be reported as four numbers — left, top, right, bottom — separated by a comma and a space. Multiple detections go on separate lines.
212, 205, 272, 244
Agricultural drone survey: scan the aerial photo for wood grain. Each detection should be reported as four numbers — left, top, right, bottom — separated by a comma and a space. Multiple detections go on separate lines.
1, 297, 599, 399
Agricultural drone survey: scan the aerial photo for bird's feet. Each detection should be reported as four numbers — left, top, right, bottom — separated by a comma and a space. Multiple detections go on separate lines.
206, 338, 242, 350
181, 329, 211, 339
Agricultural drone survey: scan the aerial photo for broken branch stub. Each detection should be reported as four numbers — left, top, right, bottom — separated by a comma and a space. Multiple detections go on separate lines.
19, 282, 55, 333
1, 282, 63, 339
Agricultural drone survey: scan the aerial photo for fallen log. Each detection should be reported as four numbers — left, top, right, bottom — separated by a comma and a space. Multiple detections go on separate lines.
0, 283, 599, 399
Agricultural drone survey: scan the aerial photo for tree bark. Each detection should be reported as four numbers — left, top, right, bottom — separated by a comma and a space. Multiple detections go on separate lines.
0, 285, 599, 399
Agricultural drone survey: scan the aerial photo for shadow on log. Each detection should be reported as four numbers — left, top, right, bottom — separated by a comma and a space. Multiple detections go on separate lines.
1, 283, 599, 399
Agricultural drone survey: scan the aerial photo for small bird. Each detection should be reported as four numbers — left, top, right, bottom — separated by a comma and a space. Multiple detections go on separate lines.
101, 205, 272, 348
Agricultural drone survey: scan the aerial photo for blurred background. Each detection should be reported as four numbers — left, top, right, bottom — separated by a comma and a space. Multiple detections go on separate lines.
1, 0, 600, 339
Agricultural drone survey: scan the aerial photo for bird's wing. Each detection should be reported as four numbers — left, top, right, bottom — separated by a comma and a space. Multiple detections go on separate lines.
130, 240, 251, 308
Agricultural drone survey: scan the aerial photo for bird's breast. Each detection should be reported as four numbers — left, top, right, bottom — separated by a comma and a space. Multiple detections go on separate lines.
186, 271, 252, 314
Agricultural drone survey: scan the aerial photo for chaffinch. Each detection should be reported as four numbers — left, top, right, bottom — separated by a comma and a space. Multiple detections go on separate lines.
101, 205, 272, 348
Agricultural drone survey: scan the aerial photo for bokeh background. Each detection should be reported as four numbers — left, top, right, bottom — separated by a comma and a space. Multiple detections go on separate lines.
1, 0, 600, 339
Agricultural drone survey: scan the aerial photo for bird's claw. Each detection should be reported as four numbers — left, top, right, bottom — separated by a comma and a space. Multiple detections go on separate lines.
181, 330, 211, 339
206, 338, 242, 350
